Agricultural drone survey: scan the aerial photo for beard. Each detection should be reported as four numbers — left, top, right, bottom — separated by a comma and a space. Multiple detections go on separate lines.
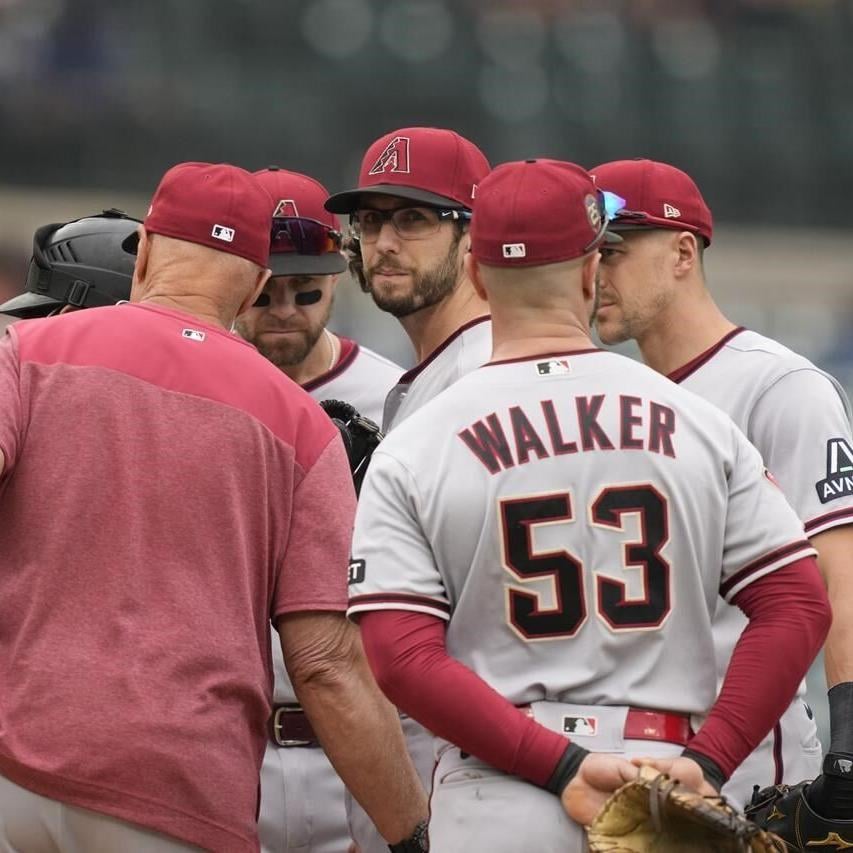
236, 302, 332, 370
365, 234, 462, 319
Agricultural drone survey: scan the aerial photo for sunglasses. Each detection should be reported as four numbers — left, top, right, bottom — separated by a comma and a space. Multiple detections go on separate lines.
270, 217, 343, 256
582, 190, 627, 253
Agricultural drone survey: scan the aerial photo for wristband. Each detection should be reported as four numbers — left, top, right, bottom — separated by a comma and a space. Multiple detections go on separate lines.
388, 819, 429, 852
545, 742, 590, 795
828, 681, 853, 755
681, 748, 726, 792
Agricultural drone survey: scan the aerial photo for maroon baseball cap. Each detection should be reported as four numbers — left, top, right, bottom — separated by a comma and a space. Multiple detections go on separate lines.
471, 159, 619, 268
325, 127, 490, 213
253, 167, 346, 276
145, 162, 273, 267
590, 158, 713, 246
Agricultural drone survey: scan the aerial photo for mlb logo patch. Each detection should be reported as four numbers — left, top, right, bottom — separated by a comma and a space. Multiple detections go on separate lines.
502, 243, 526, 259
563, 716, 597, 736
182, 328, 206, 342
537, 359, 570, 376
211, 224, 235, 243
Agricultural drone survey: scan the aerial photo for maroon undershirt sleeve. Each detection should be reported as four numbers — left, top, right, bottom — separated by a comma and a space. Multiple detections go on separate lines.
687, 556, 831, 779
358, 610, 569, 787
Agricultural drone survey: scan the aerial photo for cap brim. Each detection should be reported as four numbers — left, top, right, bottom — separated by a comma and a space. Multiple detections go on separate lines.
0, 292, 62, 317
325, 184, 464, 214
608, 219, 709, 246
269, 252, 347, 277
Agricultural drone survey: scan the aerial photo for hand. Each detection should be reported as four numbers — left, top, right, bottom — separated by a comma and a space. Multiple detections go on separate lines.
630, 756, 717, 797
560, 753, 638, 826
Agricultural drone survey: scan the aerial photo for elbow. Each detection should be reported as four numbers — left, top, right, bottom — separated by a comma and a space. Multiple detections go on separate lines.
286, 617, 362, 693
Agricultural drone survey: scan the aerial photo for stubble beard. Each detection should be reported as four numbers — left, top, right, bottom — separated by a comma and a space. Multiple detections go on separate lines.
236, 304, 332, 370
366, 235, 462, 319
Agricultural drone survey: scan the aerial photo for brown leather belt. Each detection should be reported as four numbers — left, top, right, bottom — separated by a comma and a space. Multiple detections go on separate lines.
269, 704, 318, 747
519, 705, 694, 746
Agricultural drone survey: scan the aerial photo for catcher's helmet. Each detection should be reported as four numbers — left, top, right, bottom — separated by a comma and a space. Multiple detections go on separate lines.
0, 209, 141, 318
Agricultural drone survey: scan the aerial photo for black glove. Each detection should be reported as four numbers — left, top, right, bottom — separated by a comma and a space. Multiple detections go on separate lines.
320, 399, 382, 496
746, 755, 853, 851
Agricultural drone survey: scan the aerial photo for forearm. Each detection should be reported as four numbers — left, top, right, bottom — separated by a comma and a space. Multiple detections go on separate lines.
283, 616, 427, 845
359, 609, 578, 789
688, 558, 830, 781
812, 527, 853, 687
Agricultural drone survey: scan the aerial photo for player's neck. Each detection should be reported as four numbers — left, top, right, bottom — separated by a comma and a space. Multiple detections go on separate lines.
637, 293, 737, 377
398, 279, 489, 364
490, 313, 595, 361
282, 330, 338, 387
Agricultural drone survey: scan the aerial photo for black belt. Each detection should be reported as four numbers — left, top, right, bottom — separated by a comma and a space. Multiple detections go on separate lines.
269, 704, 318, 747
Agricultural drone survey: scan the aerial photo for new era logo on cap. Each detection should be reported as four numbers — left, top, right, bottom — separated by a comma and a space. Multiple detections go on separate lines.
663, 204, 681, 219
503, 243, 526, 259
211, 224, 235, 243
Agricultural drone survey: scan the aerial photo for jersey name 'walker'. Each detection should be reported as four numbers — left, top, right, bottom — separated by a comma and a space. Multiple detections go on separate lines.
350, 349, 814, 715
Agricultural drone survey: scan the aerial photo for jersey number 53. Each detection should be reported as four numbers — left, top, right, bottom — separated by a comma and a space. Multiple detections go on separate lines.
500, 484, 670, 640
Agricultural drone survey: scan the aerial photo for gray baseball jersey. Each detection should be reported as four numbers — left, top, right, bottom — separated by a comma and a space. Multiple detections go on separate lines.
669, 327, 853, 800
350, 349, 814, 716
260, 338, 402, 853
382, 316, 492, 432
305, 336, 404, 426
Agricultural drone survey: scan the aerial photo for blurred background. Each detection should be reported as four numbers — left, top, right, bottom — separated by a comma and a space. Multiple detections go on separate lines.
1, 0, 851, 743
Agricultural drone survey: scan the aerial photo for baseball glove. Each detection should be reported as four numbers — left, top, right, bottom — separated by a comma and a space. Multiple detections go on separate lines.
320, 399, 382, 496
587, 765, 785, 852
745, 778, 853, 852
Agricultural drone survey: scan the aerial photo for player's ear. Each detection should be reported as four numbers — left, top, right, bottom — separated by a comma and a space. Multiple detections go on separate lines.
581, 250, 600, 302
130, 226, 150, 301
464, 252, 487, 301
673, 232, 700, 279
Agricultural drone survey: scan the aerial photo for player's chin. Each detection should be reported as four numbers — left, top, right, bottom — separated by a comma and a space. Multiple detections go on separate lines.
593, 313, 627, 346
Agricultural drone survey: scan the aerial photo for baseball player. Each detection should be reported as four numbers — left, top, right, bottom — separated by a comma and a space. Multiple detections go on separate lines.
325, 126, 492, 433
592, 158, 853, 821
236, 166, 403, 853
0, 162, 428, 853
0, 208, 141, 324
347, 159, 831, 852
324, 127, 492, 852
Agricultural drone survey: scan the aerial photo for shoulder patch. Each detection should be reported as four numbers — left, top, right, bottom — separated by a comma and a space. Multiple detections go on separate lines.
348, 558, 366, 585
815, 438, 853, 504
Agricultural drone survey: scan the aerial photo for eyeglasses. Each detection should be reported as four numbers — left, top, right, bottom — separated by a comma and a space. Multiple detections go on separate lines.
270, 217, 342, 256
350, 206, 471, 243
582, 190, 627, 254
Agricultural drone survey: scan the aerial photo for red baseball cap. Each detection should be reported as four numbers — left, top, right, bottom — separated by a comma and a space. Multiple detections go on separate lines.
145, 162, 273, 268
253, 167, 346, 276
590, 158, 713, 246
325, 127, 490, 213
471, 159, 619, 268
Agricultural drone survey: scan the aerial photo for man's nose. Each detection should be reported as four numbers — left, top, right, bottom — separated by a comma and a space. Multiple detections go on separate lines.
374, 219, 401, 254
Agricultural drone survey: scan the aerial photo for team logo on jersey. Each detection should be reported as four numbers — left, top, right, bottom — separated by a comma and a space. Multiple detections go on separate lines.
273, 199, 299, 217
815, 438, 853, 503
348, 558, 366, 585
368, 136, 411, 175
563, 716, 597, 736
663, 203, 681, 219
537, 359, 570, 376
181, 328, 206, 342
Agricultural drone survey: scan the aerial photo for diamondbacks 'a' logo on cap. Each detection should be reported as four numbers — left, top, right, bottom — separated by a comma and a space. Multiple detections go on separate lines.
815, 437, 853, 503
273, 199, 299, 217
585, 193, 602, 232
663, 203, 682, 219
368, 136, 411, 175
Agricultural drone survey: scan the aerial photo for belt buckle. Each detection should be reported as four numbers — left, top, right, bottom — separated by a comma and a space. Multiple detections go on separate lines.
272, 705, 311, 747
